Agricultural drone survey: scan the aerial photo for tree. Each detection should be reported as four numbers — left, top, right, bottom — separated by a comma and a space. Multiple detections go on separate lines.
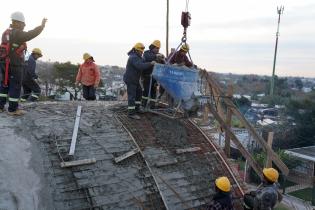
294, 78, 303, 90
53, 62, 79, 88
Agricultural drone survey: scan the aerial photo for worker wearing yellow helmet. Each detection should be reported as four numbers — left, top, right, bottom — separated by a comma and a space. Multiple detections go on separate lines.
207, 176, 234, 209
141, 40, 166, 108
169, 43, 193, 68
75, 53, 100, 100
21, 48, 44, 102
243, 168, 282, 210
0, 12, 47, 115
123, 42, 156, 119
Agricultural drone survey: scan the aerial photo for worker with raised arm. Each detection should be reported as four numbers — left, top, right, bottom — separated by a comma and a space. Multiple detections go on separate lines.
21, 48, 43, 102
243, 168, 282, 210
142, 40, 165, 108
207, 176, 234, 210
75, 53, 100, 101
0, 12, 47, 116
169, 43, 193, 68
123, 42, 155, 120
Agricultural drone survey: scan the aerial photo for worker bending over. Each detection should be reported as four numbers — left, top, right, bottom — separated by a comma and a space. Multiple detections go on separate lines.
123, 42, 155, 119
0, 12, 47, 115
75, 53, 100, 100
21, 48, 43, 102
244, 168, 282, 210
142, 40, 165, 108
169, 43, 193, 68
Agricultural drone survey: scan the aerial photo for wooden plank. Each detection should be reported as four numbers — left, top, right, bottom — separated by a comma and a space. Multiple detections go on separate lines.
224, 84, 233, 158
176, 147, 201, 154
201, 70, 289, 175
60, 158, 96, 168
155, 158, 178, 167
266, 132, 274, 168
207, 103, 263, 178
69, 105, 82, 156
114, 148, 139, 163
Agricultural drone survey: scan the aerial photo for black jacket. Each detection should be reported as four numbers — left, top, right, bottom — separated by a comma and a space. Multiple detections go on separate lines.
208, 192, 234, 210
24, 54, 38, 80
8, 26, 44, 65
123, 51, 152, 84
142, 49, 165, 77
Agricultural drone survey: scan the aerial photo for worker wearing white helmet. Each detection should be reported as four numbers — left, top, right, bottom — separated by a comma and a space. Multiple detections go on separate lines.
0, 12, 47, 116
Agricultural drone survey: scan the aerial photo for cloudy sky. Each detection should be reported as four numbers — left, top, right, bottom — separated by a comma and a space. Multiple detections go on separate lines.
1, 0, 315, 77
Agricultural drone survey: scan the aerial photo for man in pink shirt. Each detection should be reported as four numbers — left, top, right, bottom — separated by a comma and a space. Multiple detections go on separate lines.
75, 53, 100, 100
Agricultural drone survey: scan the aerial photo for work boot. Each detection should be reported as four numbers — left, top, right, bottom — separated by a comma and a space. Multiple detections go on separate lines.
128, 114, 141, 120
7, 109, 26, 116
136, 106, 146, 114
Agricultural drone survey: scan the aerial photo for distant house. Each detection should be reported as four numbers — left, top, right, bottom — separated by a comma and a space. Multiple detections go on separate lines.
285, 146, 315, 185
302, 87, 312, 93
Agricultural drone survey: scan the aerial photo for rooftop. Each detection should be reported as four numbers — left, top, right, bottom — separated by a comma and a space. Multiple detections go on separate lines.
285, 146, 315, 162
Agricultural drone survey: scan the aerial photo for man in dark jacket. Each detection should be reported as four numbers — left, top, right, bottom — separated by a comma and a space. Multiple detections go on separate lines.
123, 42, 155, 119
207, 176, 234, 210
21, 48, 43, 102
142, 40, 165, 108
169, 43, 193, 68
0, 11, 47, 115
244, 168, 282, 210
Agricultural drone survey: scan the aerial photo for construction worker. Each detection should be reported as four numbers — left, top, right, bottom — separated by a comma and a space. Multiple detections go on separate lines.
243, 168, 282, 210
21, 48, 43, 102
123, 42, 155, 119
0, 12, 47, 115
75, 53, 100, 100
142, 40, 165, 108
169, 43, 193, 68
207, 176, 234, 210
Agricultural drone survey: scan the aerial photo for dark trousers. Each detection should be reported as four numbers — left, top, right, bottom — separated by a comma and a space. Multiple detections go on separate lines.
82, 85, 96, 100
142, 75, 157, 107
126, 82, 142, 115
243, 193, 255, 210
158, 85, 165, 99
0, 64, 23, 112
22, 78, 41, 101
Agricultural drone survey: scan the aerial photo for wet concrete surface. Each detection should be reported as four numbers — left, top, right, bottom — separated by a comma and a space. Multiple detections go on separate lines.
0, 101, 245, 210
0, 112, 54, 210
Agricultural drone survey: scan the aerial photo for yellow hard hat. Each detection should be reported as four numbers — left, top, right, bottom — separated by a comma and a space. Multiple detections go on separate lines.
32, 48, 42, 56
151, 40, 161, 48
180, 43, 189, 52
133, 42, 145, 52
215, 176, 231, 192
263, 168, 279, 183
83, 53, 92, 61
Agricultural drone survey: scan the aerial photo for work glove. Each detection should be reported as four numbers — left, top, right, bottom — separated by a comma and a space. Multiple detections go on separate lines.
156, 53, 165, 59
41, 18, 48, 27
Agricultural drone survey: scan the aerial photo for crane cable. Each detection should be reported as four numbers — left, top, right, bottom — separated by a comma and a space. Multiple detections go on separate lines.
166, 0, 193, 64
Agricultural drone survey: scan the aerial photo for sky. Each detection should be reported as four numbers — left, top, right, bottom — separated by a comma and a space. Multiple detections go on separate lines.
1, 0, 315, 77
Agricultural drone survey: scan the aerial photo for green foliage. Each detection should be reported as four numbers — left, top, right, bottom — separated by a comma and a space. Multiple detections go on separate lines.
231, 118, 245, 128
234, 96, 251, 114
53, 62, 79, 88
249, 150, 301, 183
289, 188, 313, 202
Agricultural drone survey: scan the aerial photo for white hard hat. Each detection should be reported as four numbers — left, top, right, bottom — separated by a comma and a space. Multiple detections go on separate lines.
11, 11, 25, 23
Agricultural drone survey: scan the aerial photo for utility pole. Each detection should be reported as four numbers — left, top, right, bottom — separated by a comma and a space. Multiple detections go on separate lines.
270, 6, 284, 96
166, 0, 169, 57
